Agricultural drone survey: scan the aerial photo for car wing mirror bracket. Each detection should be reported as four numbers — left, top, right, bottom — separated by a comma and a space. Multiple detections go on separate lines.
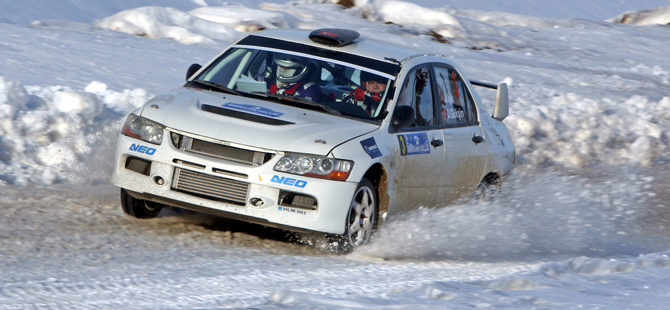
392, 105, 415, 129
186, 63, 202, 81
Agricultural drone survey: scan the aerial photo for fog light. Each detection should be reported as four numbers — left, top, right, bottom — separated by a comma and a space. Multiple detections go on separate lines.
249, 197, 264, 207
153, 175, 165, 186
278, 191, 317, 210
125, 157, 151, 176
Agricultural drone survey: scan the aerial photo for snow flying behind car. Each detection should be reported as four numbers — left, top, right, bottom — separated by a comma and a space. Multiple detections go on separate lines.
111, 28, 514, 253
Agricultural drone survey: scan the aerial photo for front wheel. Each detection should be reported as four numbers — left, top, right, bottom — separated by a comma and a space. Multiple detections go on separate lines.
120, 189, 163, 219
329, 178, 378, 254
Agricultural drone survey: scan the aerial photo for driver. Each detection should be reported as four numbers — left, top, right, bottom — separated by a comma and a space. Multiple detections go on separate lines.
342, 71, 388, 115
267, 53, 321, 103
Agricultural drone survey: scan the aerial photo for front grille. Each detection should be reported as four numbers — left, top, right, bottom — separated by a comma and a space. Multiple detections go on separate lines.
172, 168, 249, 205
180, 136, 273, 166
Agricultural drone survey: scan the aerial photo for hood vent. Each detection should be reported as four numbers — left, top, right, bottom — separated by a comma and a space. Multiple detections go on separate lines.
202, 104, 294, 126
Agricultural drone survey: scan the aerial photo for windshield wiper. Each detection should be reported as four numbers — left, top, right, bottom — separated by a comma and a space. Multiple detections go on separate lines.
190, 80, 241, 96
266, 93, 343, 117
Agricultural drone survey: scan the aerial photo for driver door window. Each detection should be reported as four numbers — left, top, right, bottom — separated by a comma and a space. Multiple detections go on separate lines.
396, 65, 435, 129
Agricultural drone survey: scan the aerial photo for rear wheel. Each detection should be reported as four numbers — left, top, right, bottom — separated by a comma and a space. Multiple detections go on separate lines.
120, 189, 163, 219
473, 176, 501, 204
328, 178, 377, 254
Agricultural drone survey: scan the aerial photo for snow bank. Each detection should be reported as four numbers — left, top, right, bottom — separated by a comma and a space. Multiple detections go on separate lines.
94, 6, 242, 46
507, 94, 670, 169
189, 5, 296, 32
4, 0, 670, 26
373, 1, 460, 27
92, 1, 516, 46
607, 5, 670, 25
94, 4, 313, 46
370, 0, 464, 39
0, 77, 148, 186
398, 0, 670, 20
443, 7, 573, 28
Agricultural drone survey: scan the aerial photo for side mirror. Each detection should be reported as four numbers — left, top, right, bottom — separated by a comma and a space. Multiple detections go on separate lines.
492, 83, 509, 121
186, 63, 202, 81
392, 105, 416, 129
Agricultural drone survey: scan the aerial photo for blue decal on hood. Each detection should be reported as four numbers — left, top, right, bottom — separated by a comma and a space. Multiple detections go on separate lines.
397, 133, 430, 156
360, 137, 382, 159
222, 102, 284, 118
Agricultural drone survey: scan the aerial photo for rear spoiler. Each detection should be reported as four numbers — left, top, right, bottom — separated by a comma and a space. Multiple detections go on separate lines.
470, 80, 497, 90
470, 80, 509, 121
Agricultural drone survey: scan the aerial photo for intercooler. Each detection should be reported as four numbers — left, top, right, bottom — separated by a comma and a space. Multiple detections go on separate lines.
171, 168, 249, 205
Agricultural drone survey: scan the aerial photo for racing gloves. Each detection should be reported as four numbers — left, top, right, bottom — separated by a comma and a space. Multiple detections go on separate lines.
351, 88, 382, 102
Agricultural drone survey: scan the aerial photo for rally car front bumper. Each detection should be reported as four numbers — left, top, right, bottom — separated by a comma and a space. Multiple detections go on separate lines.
110, 131, 358, 235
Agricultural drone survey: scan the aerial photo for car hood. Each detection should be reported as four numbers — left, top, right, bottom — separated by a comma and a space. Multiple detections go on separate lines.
139, 87, 380, 155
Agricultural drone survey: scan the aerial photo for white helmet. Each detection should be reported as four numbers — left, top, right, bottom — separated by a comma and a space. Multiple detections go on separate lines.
273, 53, 310, 84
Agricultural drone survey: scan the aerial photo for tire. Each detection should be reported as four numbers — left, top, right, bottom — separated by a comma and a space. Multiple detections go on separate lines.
120, 189, 163, 219
329, 178, 378, 254
472, 177, 500, 204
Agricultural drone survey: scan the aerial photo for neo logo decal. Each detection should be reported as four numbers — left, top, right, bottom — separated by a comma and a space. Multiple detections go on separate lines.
397, 133, 430, 156
222, 102, 284, 118
360, 137, 382, 159
129, 143, 156, 155
271, 175, 307, 188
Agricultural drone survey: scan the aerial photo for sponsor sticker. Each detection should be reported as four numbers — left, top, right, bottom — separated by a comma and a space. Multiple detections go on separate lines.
278, 206, 307, 215
222, 102, 284, 118
129, 143, 156, 155
360, 137, 382, 159
271, 175, 308, 188
397, 133, 430, 156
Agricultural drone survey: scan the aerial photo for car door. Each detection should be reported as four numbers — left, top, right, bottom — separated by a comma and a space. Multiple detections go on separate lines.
432, 65, 489, 204
391, 65, 445, 211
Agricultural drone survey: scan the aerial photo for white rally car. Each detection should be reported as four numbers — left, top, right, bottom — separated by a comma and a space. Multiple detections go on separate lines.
111, 28, 514, 252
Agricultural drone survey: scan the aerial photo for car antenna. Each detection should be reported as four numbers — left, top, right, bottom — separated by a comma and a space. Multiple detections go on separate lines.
384, 57, 400, 64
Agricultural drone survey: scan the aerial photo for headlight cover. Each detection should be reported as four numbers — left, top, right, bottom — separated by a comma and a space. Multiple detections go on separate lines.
274, 154, 353, 181
121, 114, 164, 145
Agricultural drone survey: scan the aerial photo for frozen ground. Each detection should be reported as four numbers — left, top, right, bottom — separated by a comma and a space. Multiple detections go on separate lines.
3, 168, 670, 309
2, 0, 670, 309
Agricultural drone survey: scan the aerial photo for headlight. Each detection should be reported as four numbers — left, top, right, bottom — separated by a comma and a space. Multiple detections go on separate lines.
274, 154, 353, 181
121, 114, 164, 145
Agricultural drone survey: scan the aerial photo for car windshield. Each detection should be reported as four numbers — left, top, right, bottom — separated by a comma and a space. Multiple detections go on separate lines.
190, 47, 394, 121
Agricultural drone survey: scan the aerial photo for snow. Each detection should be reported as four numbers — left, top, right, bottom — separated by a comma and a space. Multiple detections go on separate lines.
2, 0, 670, 309
94, 6, 243, 46
608, 5, 670, 25
375, 1, 461, 27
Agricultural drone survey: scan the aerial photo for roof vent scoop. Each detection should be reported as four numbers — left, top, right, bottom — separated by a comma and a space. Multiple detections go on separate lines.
308, 28, 360, 47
